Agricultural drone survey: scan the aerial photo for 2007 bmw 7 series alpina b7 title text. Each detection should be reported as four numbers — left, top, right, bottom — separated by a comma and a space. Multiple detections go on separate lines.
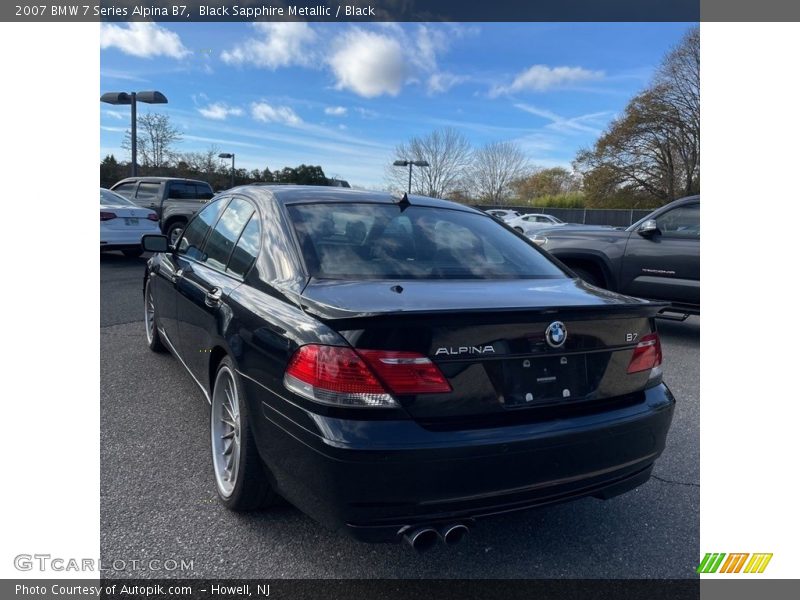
141, 186, 675, 551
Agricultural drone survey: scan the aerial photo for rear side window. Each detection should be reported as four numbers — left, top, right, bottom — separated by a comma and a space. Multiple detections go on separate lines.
227, 218, 261, 278
286, 203, 566, 280
177, 198, 230, 260
113, 182, 136, 198
203, 198, 255, 271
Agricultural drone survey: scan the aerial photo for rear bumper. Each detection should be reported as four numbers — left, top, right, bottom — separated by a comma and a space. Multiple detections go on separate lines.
249, 382, 675, 543
100, 228, 159, 247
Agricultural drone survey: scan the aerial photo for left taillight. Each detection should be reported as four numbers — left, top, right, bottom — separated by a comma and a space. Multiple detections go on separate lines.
147, 213, 159, 221
357, 350, 452, 395
627, 332, 663, 376
283, 345, 451, 408
100, 211, 116, 221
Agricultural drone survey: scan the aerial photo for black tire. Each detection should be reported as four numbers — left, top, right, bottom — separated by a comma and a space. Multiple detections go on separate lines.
144, 278, 167, 353
122, 248, 144, 259
211, 357, 278, 511
514, 226, 524, 233
571, 266, 603, 288
165, 220, 187, 247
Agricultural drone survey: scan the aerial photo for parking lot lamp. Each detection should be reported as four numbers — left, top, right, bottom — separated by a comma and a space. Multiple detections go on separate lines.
219, 153, 235, 189
100, 91, 168, 177
393, 159, 430, 194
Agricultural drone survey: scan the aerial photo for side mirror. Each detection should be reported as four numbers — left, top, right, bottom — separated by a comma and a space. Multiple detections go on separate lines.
141, 234, 169, 253
638, 219, 659, 237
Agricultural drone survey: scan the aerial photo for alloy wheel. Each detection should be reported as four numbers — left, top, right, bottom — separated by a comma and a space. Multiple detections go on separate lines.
144, 280, 156, 344
211, 366, 242, 498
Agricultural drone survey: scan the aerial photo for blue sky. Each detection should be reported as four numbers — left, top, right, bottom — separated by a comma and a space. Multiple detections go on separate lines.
100, 22, 694, 188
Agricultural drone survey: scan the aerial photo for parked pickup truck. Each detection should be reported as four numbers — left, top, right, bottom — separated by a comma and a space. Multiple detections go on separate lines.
110, 177, 215, 246
531, 195, 699, 319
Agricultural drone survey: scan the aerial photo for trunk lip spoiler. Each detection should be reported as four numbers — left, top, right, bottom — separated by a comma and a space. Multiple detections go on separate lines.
299, 298, 669, 322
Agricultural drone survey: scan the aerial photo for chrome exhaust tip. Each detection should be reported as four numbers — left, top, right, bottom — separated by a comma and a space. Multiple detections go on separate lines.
402, 527, 439, 552
439, 523, 469, 546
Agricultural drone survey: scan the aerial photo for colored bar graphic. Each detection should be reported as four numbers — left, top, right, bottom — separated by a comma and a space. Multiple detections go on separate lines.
698, 552, 772, 574
720, 553, 749, 573
710, 553, 726, 573
744, 553, 773, 574
733, 553, 749, 573
697, 553, 726, 573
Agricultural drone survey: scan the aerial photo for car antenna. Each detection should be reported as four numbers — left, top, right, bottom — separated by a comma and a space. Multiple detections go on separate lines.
393, 192, 411, 211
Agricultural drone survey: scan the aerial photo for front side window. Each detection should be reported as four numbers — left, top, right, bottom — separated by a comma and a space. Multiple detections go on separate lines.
177, 197, 230, 260
657, 204, 700, 238
168, 182, 195, 199
203, 198, 255, 271
135, 182, 160, 203
286, 203, 566, 280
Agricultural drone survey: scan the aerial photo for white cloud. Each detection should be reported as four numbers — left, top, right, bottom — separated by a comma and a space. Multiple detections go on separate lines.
197, 102, 244, 121
103, 110, 125, 120
220, 22, 316, 69
250, 102, 302, 126
514, 103, 613, 136
100, 22, 189, 59
414, 25, 448, 71
355, 107, 379, 119
324, 106, 348, 117
328, 30, 408, 98
491, 65, 604, 96
427, 72, 467, 94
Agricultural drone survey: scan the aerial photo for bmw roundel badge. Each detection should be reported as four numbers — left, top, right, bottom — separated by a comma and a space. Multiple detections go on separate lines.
545, 321, 567, 348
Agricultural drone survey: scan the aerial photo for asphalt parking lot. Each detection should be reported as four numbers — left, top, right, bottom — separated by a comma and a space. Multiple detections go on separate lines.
100, 252, 699, 579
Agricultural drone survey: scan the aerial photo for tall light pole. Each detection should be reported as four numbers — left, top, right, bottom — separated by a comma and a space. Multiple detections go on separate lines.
393, 159, 429, 194
100, 91, 168, 177
219, 153, 235, 189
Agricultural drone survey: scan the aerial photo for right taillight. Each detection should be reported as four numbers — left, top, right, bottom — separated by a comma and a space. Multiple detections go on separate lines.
627, 332, 663, 374
283, 345, 451, 408
100, 211, 116, 221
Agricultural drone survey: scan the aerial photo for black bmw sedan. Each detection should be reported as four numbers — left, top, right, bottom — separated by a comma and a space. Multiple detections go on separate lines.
141, 186, 675, 551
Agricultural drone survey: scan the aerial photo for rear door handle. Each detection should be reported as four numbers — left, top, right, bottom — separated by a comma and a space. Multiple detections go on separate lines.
204, 287, 223, 307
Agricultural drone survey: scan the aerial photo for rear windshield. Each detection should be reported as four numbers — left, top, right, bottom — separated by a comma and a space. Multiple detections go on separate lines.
100, 189, 136, 207
286, 202, 566, 280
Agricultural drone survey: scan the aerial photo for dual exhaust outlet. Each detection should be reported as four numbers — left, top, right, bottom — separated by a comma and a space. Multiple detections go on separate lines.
401, 523, 470, 552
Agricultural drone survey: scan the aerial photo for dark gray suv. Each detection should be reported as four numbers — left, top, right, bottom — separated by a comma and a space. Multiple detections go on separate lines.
111, 177, 215, 245
532, 196, 700, 318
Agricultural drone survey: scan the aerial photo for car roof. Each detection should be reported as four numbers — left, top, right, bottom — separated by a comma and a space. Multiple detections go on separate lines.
228, 185, 482, 214
113, 177, 212, 185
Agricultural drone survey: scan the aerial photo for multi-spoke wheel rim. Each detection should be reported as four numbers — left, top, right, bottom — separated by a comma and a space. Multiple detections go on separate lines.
144, 280, 156, 344
211, 367, 241, 498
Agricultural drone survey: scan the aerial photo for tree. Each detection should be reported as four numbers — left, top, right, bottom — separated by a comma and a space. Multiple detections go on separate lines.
575, 26, 699, 205
511, 167, 580, 201
122, 112, 182, 169
100, 154, 125, 187
386, 128, 472, 198
468, 141, 530, 205
294, 164, 328, 185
